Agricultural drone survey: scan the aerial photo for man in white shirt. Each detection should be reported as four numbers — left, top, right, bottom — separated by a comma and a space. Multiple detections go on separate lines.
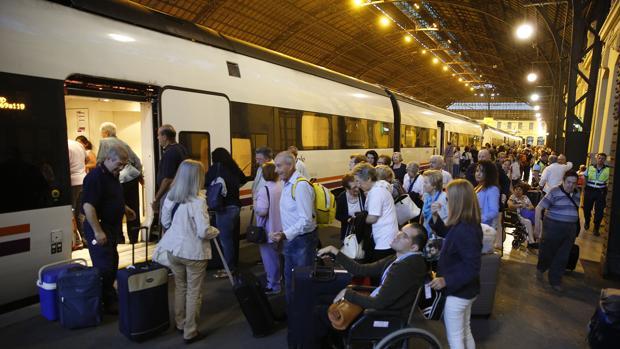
429, 155, 452, 187
270, 151, 317, 303
251, 146, 273, 201
539, 154, 573, 193
352, 163, 398, 261
68, 139, 87, 248
287, 146, 309, 179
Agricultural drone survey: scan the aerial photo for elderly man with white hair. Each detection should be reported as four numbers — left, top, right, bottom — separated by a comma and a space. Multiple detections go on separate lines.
97, 122, 143, 243
429, 155, 452, 188
539, 154, 573, 194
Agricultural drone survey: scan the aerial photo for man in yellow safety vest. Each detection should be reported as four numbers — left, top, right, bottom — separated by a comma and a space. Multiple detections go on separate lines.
583, 153, 610, 236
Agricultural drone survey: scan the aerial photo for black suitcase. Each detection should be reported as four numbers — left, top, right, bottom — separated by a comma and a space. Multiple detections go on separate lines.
212, 237, 276, 337
117, 226, 170, 341
588, 288, 620, 348
288, 263, 352, 348
566, 244, 579, 271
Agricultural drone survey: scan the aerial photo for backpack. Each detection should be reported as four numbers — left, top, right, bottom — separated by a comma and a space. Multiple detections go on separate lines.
292, 177, 336, 228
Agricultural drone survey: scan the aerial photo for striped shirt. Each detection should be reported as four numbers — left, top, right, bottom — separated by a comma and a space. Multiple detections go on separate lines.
538, 185, 580, 223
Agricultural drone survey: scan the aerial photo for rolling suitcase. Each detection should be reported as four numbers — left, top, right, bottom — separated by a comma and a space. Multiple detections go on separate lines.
472, 252, 501, 316
288, 262, 352, 348
566, 244, 580, 271
56, 265, 102, 329
117, 226, 169, 341
212, 237, 276, 337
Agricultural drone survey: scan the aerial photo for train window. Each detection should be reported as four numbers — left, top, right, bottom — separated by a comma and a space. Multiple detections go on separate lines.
400, 125, 416, 148
0, 72, 70, 214
278, 108, 299, 149
231, 137, 252, 176
529, 122, 534, 130
344, 117, 368, 148
368, 121, 392, 149
301, 113, 330, 149
331, 115, 343, 149
507, 122, 512, 129
179, 131, 210, 171
497, 122, 502, 129
518, 122, 523, 130
429, 128, 438, 147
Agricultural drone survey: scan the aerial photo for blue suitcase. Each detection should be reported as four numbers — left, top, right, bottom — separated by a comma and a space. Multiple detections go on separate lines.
56, 265, 102, 329
117, 226, 169, 341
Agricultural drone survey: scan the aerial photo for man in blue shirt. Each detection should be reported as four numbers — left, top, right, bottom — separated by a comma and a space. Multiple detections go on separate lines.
82, 144, 136, 314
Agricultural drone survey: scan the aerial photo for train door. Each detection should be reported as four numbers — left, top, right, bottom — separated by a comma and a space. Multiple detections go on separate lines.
437, 121, 445, 155
64, 76, 159, 268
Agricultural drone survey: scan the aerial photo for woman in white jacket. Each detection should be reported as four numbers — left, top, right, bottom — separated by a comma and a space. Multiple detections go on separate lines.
158, 159, 218, 344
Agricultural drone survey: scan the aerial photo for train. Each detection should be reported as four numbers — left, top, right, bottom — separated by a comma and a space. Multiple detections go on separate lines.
0, 0, 521, 310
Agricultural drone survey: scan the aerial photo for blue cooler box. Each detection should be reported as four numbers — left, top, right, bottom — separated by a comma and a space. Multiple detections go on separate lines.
37, 259, 87, 321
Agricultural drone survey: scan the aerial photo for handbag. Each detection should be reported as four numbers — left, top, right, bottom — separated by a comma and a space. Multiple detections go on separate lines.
341, 229, 365, 260
418, 273, 446, 320
206, 163, 226, 211
328, 299, 364, 330
246, 186, 270, 244
394, 194, 421, 226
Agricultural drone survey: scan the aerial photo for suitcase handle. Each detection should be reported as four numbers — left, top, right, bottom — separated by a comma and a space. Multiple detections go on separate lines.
212, 237, 235, 286
129, 226, 150, 267
37, 258, 88, 284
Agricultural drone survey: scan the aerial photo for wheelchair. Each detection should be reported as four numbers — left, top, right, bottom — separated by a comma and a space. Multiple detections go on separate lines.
502, 209, 528, 249
343, 286, 442, 348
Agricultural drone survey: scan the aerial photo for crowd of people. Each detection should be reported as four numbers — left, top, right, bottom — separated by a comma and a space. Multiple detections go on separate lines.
66, 123, 609, 346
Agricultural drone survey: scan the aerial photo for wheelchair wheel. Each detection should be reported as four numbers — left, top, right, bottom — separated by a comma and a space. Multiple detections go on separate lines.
512, 239, 520, 249
374, 327, 442, 349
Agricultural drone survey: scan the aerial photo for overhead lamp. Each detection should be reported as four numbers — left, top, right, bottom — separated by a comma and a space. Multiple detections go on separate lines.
480, 93, 485, 97
451, 73, 456, 77
432, 57, 439, 64
535, 112, 541, 117
458, 77, 463, 82
352, 0, 363, 6
515, 23, 534, 40
527, 72, 538, 82
421, 49, 427, 54
533, 105, 540, 111
465, 82, 469, 86
491, 93, 495, 97
414, 3, 420, 9
443, 65, 449, 71
404, 35, 413, 43
379, 16, 391, 27
530, 93, 540, 101
470, 87, 474, 91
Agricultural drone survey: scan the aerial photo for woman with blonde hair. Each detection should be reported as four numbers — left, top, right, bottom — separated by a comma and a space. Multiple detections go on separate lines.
429, 179, 482, 349
420, 170, 448, 237
157, 159, 218, 344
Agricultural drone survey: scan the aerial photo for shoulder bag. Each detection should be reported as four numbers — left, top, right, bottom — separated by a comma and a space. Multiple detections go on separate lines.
341, 196, 365, 260
560, 186, 582, 236
246, 186, 269, 244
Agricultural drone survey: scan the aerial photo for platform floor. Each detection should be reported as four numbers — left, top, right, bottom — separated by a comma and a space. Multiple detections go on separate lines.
0, 226, 618, 349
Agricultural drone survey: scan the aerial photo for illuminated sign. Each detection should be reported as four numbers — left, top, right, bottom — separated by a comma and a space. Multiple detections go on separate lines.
0, 96, 26, 110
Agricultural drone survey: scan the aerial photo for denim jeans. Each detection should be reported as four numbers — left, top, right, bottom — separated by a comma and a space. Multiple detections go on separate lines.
283, 231, 318, 303
444, 295, 476, 349
215, 205, 240, 270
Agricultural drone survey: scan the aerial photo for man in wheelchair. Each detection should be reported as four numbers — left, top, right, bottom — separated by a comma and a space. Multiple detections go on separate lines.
507, 182, 537, 248
315, 223, 428, 348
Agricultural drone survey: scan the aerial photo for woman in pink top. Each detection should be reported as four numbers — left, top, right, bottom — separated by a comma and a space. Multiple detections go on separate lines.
255, 162, 283, 295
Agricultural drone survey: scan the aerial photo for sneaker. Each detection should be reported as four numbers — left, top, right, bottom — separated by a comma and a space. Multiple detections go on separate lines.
536, 270, 544, 282
213, 270, 229, 279
550, 284, 564, 292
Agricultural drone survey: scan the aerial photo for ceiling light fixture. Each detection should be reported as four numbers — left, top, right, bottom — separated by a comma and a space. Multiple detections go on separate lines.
432, 57, 439, 64
443, 65, 449, 71
515, 23, 534, 40
421, 49, 427, 54
527, 72, 538, 82
535, 112, 541, 117
533, 105, 540, 111
530, 93, 540, 101
379, 16, 391, 27
404, 35, 413, 43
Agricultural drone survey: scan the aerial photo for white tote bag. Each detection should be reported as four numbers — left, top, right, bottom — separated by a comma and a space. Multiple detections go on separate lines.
394, 194, 421, 225
341, 224, 365, 260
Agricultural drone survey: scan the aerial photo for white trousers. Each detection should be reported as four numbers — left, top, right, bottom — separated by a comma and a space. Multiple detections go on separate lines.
444, 295, 476, 349
519, 216, 536, 243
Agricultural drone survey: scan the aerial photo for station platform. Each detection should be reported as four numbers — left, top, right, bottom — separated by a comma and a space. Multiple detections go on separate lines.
0, 226, 618, 349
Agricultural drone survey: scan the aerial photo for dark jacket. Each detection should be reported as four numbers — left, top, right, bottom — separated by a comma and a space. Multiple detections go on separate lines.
336, 191, 365, 240
430, 218, 482, 299
205, 163, 248, 207
337, 252, 427, 316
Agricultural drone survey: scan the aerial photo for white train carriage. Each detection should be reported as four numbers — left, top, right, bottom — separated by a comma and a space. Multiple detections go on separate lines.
0, 0, 486, 310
